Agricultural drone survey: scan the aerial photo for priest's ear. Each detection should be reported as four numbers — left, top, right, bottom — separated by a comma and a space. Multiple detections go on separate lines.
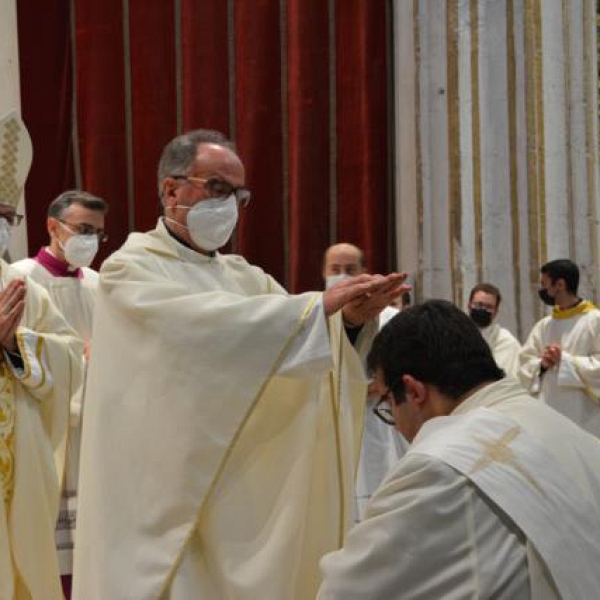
161, 178, 179, 210
401, 374, 427, 406
47, 216, 59, 240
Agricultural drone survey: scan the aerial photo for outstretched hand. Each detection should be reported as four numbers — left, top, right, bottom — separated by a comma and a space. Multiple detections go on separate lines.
0, 279, 26, 352
323, 272, 411, 325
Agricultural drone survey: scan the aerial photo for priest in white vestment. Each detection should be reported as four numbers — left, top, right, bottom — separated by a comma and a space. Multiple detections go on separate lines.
0, 112, 84, 600
11, 189, 108, 596
468, 283, 521, 378
72, 129, 407, 600
322, 243, 408, 521
318, 300, 600, 599
519, 259, 600, 438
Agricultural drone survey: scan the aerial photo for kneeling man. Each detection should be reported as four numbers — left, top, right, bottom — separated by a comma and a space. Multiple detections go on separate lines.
319, 300, 600, 599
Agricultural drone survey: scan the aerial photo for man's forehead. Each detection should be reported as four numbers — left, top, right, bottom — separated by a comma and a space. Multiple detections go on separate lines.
471, 290, 497, 307
193, 144, 245, 180
326, 248, 361, 266
63, 202, 105, 220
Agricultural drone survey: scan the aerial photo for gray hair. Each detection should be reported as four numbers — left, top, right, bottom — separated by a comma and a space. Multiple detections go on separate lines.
48, 190, 108, 219
156, 129, 236, 200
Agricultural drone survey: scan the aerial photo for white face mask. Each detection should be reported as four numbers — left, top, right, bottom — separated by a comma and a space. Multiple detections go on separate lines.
60, 234, 99, 268
325, 273, 352, 289
174, 196, 239, 251
0, 219, 11, 258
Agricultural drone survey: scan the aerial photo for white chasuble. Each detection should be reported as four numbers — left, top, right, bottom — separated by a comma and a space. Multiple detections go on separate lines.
352, 307, 407, 522
0, 261, 83, 600
318, 379, 600, 599
73, 220, 366, 600
519, 302, 600, 437
11, 257, 97, 575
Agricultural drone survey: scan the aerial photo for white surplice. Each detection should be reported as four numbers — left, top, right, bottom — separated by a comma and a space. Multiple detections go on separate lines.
11, 257, 97, 575
318, 378, 600, 599
0, 261, 83, 600
73, 220, 366, 600
480, 322, 522, 378
353, 305, 408, 522
519, 302, 600, 437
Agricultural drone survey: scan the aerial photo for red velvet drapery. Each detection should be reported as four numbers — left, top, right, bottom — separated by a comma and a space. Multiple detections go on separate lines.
17, 0, 393, 292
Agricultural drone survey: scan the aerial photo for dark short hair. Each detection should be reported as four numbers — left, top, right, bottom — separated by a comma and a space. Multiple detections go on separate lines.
48, 190, 108, 219
469, 283, 502, 308
157, 129, 237, 198
541, 259, 579, 294
367, 299, 504, 402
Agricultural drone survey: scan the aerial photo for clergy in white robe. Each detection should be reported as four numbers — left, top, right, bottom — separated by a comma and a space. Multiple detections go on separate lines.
0, 260, 83, 600
0, 111, 84, 600
323, 244, 409, 522
73, 130, 405, 600
11, 189, 108, 590
319, 300, 600, 599
468, 283, 521, 378
519, 259, 600, 437
480, 323, 522, 378
353, 305, 408, 521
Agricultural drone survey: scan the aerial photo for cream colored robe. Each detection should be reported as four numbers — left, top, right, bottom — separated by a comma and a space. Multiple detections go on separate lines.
353, 306, 407, 522
0, 261, 83, 600
480, 322, 522, 379
318, 378, 600, 599
10, 259, 97, 341
11, 257, 96, 575
519, 304, 600, 437
73, 220, 366, 600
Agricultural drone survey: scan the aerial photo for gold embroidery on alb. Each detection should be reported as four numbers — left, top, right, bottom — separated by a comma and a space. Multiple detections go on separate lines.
0, 362, 15, 504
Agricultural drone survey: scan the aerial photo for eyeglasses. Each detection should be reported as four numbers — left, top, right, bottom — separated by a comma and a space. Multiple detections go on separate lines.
58, 219, 108, 243
372, 376, 406, 426
170, 175, 251, 207
373, 390, 396, 426
0, 213, 24, 227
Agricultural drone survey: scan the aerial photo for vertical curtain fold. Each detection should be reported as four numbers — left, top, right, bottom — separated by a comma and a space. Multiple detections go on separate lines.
17, 0, 74, 253
287, 0, 331, 291
336, 0, 390, 275
129, 2, 178, 233
72, 1, 129, 265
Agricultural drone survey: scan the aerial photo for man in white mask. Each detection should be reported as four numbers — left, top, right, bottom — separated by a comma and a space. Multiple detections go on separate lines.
73, 129, 408, 600
323, 242, 408, 522
11, 189, 108, 598
0, 111, 83, 599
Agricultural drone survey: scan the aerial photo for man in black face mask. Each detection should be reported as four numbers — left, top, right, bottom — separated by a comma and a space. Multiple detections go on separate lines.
519, 259, 600, 438
467, 283, 521, 378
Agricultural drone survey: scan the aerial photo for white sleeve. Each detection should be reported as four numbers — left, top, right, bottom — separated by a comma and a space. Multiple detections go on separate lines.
277, 296, 333, 376
4, 328, 54, 399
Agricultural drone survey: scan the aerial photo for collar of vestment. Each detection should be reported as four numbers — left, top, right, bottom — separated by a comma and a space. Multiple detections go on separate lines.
551, 299, 596, 320
142, 219, 222, 266
35, 247, 82, 278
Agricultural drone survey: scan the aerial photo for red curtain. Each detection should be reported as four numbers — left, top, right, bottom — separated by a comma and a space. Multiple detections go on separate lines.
17, 0, 393, 292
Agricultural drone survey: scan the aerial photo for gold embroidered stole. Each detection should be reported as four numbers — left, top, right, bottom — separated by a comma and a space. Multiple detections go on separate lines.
0, 361, 14, 505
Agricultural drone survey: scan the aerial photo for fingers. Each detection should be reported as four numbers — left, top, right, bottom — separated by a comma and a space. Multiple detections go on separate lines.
323, 272, 411, 317
0, 279, 26, 316
0, 299, 24, 351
